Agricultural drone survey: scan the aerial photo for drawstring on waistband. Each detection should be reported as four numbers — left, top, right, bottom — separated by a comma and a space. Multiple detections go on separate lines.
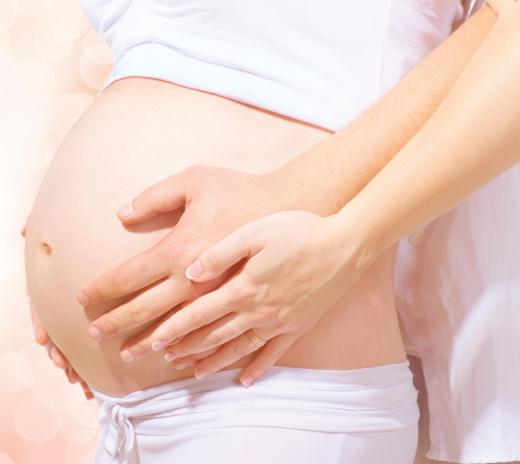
101, 403, 136, 464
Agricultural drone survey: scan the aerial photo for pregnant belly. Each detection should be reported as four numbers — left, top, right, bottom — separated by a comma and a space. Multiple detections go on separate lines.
24, 77, 405, 397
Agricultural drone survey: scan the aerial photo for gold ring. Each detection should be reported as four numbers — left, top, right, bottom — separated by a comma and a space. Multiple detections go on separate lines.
245, 329, 267, 348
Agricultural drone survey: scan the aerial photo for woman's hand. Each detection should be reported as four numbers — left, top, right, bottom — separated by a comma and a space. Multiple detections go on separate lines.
29, 299, 94, 400
23, 222, 93, 400
156, 210, 367, 387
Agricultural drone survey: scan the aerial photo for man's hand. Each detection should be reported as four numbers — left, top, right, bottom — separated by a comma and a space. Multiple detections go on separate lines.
77, 166, 299, 363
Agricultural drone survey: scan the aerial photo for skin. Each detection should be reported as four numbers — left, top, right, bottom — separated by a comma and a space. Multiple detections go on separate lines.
73, 3, 501, 389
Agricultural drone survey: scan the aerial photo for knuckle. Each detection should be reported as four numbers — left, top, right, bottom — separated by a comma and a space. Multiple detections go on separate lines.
190, 310, 208, 328
97, 317, 117, 335
271, 342, 288, 359
233, 341, 253, 357
250, 307, 272, 325
130, 305, 148, 325
81, 286, 98, 304
128, 343, 148, 358
111, 271, 131, 293
233, 277, 257, 301
202, 334, 221, 348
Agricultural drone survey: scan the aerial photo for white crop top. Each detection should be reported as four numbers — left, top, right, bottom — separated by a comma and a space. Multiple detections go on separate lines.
79, 0, 474, 131
82, 2, 517, 462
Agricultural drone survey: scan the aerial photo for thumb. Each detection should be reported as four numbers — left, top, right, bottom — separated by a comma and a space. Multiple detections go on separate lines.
185, 223, 261, 282
117, 170, 189, 224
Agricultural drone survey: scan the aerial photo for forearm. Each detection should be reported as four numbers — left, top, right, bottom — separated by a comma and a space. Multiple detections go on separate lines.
332, 5, 520, 267
271, 4, 497, 215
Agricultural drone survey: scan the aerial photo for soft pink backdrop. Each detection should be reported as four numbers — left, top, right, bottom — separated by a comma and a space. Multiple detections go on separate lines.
0, 1, 112, 462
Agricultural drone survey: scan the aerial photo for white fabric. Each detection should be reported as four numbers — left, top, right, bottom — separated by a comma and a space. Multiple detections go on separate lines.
80, 0, 463, 131
396, 143, 520, 463
89, 363, 419, 464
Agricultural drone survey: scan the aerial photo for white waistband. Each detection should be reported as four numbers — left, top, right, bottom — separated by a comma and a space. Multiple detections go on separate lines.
91, 362, 418, 463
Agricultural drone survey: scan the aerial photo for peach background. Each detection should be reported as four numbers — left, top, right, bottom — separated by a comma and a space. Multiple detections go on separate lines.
0, 1, 112, 462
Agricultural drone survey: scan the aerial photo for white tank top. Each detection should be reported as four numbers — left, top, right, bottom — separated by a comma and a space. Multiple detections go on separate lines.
80, 0, 463, 131
80, 2, 520, 462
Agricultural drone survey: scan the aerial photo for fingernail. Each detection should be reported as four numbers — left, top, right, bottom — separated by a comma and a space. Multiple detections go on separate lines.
194, 369, 207, 379
241, 377, 253, 388
117, 203, 134, 218
77, 291, 90, 306
88, 325, 103, 340
172, 360, 185, 370
164, 352, 176, 362
152, 340, 166, 352
120, 350, 135, 362
185, 261, 203, 279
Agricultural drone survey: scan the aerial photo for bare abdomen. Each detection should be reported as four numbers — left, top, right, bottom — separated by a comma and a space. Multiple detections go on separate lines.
24, 77, 405, 397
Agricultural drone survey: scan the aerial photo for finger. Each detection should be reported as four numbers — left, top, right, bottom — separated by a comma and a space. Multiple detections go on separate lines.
67, 366, 80, 383
81, 382, 94, 400
141, 281, 241, 354
65, 365, 76, 384
50, 346, 68, 370
120, 309, 240, 362
163, 312, 250, 361
239, 333, 298, 387
87, 279, 185, 341
80, 379, 93, 394
168, 348, 219, 370
185, 223, 262, 282
190, 328, 273, 380
76, 245, 169, 306
117, 170, 189, 224
29, 300, 50, 345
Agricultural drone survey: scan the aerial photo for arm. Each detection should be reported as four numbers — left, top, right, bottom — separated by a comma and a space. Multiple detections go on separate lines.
330, 0, 520, 262
270, 3, 498, 215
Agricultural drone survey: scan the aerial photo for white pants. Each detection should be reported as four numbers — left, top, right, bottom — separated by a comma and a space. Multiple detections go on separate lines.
89, 362, 419, 464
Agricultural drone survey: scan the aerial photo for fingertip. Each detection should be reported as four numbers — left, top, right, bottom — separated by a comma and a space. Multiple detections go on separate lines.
35, 330, 50, 345
76, 290, 90, 306
117, 203, 134, 220
185, 261, 205, 281
240, 376, 253, 388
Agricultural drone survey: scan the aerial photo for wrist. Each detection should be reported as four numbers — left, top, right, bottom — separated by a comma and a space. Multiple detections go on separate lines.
265, 153, 339, 215
321, 204, 386, 278
258, 168, 302, 212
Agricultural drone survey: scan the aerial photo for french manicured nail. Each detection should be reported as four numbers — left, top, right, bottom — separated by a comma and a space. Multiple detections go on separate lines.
194, 369, 208, 379
120, 350, 135, 362
152, 340, 166, 352
117, 203, 134, 218
172, 360, 186, 370
88, 325, 102, 340
77, 291, 90, 306
164, 352, 177, 362
241, 377, 253, 388
185, 261, 203, 279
